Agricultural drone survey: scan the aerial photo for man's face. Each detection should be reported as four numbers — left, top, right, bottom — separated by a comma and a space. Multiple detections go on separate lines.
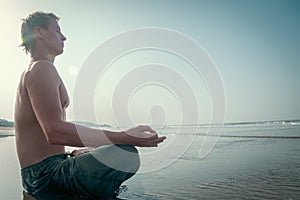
42, 19, 67, 56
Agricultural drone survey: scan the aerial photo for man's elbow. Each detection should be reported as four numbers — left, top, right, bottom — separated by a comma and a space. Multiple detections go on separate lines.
46, 133, 62, 145
43, 122, 64, 145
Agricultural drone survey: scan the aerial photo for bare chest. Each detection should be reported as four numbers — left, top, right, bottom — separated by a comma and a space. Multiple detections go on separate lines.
59, 81, 69, 108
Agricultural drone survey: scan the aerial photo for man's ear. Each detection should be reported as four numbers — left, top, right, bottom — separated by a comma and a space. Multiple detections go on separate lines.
33, 26, 45, 39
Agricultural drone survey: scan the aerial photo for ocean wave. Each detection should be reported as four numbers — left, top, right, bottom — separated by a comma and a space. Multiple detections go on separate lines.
160, 119, 300, 129
0, 133, 14, 138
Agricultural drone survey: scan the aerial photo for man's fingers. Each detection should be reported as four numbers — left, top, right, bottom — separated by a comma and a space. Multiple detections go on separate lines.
139, 125, 156, 133
137, 136, 166, 147
146, 136, 166, 147
156, 136, 166, 143
147, 132, 159, 139
125, 125, 166, 147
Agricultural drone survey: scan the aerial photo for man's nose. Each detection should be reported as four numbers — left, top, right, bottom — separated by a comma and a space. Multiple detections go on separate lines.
61, 33, 67, 41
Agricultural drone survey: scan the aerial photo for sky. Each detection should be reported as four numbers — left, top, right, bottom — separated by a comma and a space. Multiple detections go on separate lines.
1, 0, 299, 126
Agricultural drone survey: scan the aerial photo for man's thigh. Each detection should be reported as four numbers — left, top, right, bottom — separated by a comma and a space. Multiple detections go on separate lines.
67, 144, 140, 198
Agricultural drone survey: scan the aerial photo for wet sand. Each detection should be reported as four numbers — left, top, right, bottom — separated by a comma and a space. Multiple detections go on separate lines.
1, 124, 300, 199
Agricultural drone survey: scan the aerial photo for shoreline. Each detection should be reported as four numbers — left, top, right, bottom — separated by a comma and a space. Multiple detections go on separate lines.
0, 127, 299, 199
0, 126, 14, 130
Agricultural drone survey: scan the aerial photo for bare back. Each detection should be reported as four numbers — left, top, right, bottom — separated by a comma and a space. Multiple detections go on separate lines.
14, 61, 69, 168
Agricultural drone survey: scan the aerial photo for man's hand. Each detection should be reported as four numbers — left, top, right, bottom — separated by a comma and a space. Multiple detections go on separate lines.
123, 125, 166, 147
71, 147, 95, 156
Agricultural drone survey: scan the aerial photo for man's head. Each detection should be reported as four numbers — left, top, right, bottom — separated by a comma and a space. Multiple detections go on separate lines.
20, 11, 66, 55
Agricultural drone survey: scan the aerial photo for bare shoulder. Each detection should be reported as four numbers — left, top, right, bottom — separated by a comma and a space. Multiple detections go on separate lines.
25, 61, 61, 86
27, 61, 58, 77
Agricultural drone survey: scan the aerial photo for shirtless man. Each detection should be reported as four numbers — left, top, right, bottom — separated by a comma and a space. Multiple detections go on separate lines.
15, 11, 166, 199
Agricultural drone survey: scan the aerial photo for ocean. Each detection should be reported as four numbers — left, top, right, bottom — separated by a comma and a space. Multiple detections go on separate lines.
0, 120, 299, 199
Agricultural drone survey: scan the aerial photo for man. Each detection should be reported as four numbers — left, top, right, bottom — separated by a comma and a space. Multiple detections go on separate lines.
15, 11, 166, 199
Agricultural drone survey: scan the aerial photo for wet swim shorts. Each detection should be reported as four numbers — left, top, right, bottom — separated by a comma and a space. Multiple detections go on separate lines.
21, 144, 140, 199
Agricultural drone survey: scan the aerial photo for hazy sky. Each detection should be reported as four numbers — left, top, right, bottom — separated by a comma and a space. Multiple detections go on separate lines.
1, 0, 299, 125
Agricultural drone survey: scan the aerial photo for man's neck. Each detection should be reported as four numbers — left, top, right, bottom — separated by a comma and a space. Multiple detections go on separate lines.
30, 48, 55, 63
30, 56, 54, 64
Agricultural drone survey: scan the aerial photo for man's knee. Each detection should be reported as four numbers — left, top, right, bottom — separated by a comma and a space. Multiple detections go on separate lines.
88, 144, 140, 173
116, 144, 140, 173
117, 144, 138, 154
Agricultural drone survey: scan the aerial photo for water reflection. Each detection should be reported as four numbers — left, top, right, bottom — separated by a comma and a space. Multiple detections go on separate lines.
23, 191, 85, 200
23, 191, 123, 200
23, 191, 35, 200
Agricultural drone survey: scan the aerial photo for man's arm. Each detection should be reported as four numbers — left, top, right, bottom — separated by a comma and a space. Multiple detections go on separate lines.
26, 61, 165, 148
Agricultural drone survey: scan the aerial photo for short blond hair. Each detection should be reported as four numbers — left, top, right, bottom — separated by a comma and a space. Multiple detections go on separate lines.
20, 11, 60, 54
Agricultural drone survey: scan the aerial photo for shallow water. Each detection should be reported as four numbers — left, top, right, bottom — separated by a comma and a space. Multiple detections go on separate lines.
1, 121, 300, 199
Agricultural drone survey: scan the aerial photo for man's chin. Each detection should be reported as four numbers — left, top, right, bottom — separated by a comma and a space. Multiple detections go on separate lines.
56, 49, 64, 55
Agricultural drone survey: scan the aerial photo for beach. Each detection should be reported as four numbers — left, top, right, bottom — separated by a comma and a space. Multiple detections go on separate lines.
1, 121, 300, 199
